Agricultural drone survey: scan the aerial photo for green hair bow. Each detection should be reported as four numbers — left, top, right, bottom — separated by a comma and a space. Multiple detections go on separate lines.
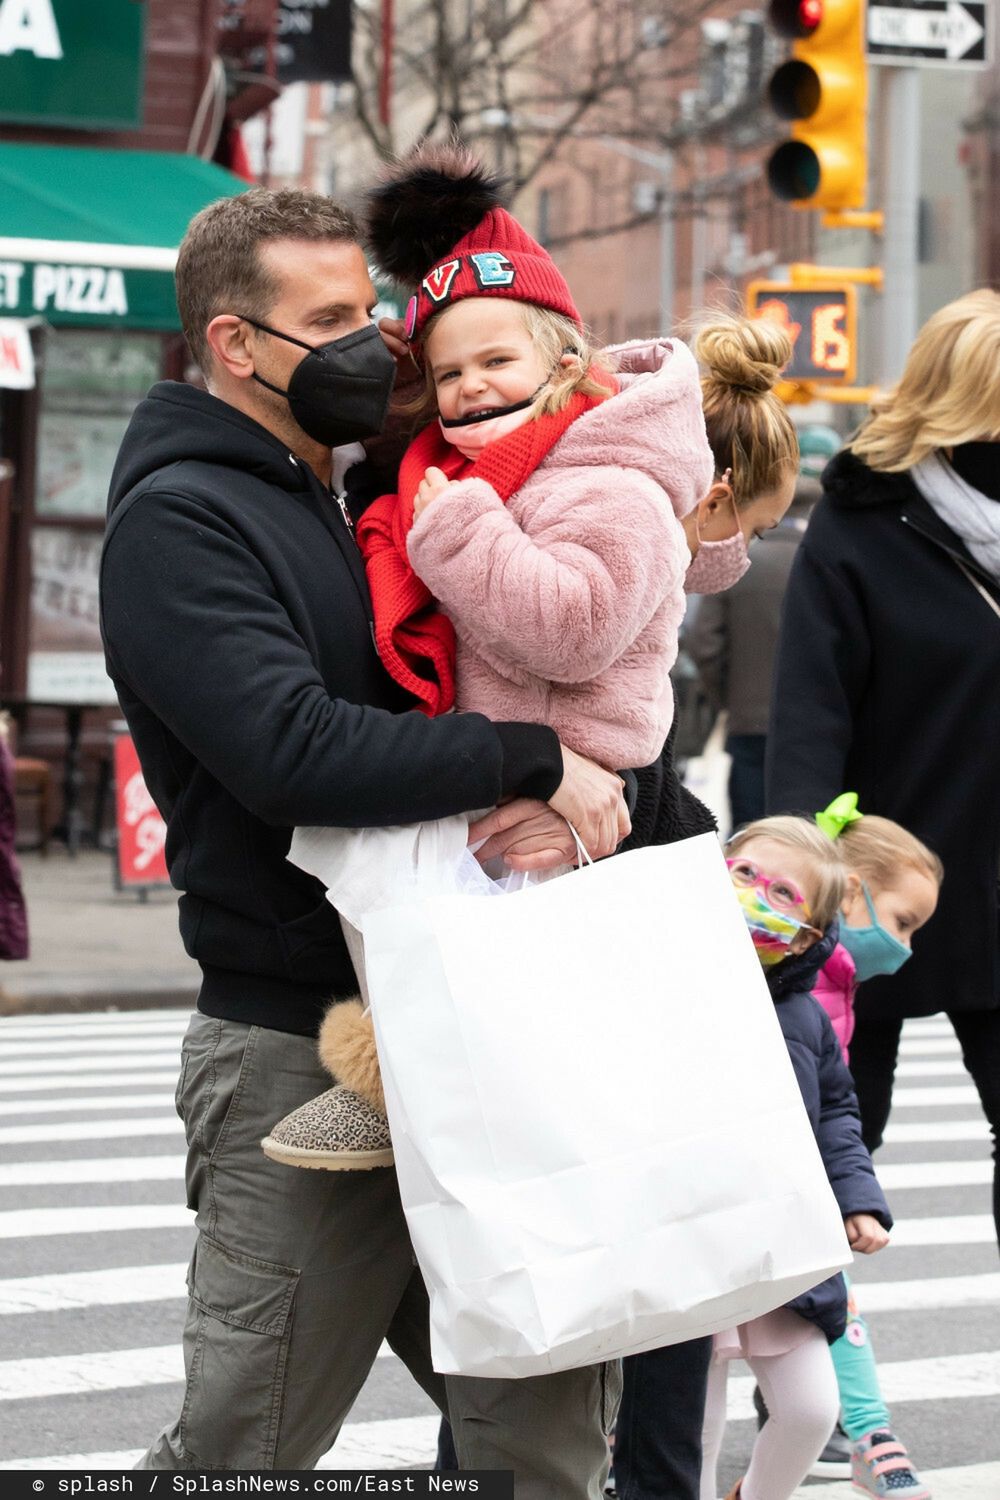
816, 792, 863, 840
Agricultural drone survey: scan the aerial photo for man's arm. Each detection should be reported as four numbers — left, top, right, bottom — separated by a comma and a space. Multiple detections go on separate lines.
101, 491, 628, 853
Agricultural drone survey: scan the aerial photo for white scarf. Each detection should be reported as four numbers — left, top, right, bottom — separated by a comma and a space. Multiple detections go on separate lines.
911, 450, 1000, 582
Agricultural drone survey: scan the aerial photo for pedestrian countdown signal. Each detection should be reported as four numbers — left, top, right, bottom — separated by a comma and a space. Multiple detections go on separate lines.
766, 0, 868, 210
747, 282, 857, 384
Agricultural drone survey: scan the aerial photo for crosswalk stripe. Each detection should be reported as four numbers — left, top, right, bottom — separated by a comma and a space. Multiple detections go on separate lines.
0, 1017, 188, 1039
855, 1271, 1000, 1312
0, 1117, 184, 1144
0, 1344, 183, 1400
0, 1264, 187, 1315
3, 1151, 983, 1192
898, 1038, 960, 1055
0, 1205, 192, 1240
0, 1039, 186, 1059
0, 1155, 187, 1186
0, 1092, 177, 1117
883, 1085, 979, 1107
875, 1159, 992, 1189
0, 1071, 180, 1095
0, 1054, 179, 1077
889, 1213, 995, 1246
882, 1119, 989, 1143
1, 1348, 997, 1457
894, 1059, 966, 1077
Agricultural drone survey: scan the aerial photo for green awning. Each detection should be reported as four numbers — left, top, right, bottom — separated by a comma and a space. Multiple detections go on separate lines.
0, 144, 249, 330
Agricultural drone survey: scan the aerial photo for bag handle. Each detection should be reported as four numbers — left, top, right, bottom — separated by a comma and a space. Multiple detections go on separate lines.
566, 821, 595, 868
954, 558, 1000, 622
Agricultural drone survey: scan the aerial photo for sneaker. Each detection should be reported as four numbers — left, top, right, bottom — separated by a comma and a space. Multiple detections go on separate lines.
851, 1429, 931, 1498
811, 1422, 852, 1479
261, 1084, 394, 1170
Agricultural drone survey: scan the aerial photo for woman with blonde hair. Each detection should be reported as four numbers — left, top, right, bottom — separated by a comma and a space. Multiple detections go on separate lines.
768, 288, 1000, 1258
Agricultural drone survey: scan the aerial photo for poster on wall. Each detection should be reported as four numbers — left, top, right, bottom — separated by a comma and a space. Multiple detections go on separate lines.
27, 527, 118, 703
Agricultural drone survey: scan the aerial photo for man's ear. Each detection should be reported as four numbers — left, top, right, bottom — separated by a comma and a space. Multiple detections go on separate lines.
206, 314, 257, 381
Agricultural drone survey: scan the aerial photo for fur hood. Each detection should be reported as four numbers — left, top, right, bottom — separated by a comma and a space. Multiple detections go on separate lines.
821, 447, 919, 510
548, 337, 713, 521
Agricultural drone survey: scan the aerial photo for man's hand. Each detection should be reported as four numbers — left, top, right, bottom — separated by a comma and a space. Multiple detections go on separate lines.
414, 466, 451, 519
844, 1214, 889, 1254
469, 800, 581, 871
377, 315, 410, 365
548, 744, 630, 861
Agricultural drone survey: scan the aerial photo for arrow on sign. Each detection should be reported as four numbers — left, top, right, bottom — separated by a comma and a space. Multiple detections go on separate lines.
868, 1, 985, 60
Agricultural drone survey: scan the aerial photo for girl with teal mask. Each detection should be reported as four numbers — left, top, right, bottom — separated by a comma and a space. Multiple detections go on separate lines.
807, 796, 943, 1498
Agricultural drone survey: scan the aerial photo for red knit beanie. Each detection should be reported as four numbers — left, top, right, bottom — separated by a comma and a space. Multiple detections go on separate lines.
365, 139, 581, 344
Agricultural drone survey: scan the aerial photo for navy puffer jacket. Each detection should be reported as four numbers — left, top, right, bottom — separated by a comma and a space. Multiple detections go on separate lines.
768, 926, 892, 1342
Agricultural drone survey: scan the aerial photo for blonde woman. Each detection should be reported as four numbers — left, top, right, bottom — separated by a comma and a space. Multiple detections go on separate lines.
767, 289, 1000, 1261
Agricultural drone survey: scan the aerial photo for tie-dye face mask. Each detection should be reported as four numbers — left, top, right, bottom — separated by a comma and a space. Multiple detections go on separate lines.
733, 883, 811, 967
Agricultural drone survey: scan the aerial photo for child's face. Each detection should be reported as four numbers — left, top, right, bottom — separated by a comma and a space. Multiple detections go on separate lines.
425, 299, 552, 425
728, 836, 824, 961
842, 865, 939, 948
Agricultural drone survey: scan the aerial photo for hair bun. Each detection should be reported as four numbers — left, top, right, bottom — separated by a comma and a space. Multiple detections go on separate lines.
695, 314, 792, 397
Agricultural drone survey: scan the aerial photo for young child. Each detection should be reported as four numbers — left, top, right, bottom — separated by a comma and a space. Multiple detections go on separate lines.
261, 142, 800, 1171
702, 816, 893, 1500
809, 795, 943, 1499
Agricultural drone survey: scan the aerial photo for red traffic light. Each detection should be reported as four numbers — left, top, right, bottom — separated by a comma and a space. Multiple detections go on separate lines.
769, 0, 824, 39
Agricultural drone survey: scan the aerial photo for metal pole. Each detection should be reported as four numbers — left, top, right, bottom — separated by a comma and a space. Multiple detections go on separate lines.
880, 66, 920, 384
658, 156, 675, 335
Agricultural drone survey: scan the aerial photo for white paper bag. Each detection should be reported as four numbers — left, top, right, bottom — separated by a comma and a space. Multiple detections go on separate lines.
361, 832, 850, 1378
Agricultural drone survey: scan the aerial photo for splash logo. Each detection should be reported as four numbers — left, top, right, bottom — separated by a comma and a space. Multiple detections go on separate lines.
470, 252, 515, 289
422, 259, 461, 304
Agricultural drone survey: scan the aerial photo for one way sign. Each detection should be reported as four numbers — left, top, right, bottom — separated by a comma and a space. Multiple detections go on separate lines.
867, 0, 990, 66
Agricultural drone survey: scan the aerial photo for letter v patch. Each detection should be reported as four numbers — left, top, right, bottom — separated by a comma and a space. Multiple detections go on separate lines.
422, 259, 461, 303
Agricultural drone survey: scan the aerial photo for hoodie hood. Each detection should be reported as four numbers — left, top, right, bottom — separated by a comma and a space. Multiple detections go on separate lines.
542, 338, 714, 522
107, 381, 313, 518
766, 921, 840, 1000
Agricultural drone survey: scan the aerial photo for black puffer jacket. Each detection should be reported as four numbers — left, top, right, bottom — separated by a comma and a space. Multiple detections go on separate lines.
768, 929, 893, 1342
768, 447, 1000, 1019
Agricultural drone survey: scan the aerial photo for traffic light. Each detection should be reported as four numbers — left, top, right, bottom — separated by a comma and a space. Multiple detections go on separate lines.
765, 0, 867, 211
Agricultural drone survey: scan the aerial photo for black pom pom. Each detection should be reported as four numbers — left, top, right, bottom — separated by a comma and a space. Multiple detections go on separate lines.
365, 138, 507, 287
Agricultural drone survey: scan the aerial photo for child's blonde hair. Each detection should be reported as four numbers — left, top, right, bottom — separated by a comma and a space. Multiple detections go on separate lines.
726, 815, 846, 931
837, 815, 944, 893
694, 314, 800, 508
407, 302, 614, 424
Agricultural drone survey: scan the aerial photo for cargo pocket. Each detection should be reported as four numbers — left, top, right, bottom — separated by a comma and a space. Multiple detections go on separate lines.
180, 1234, 299, 1470
601, 1359, 623, 1436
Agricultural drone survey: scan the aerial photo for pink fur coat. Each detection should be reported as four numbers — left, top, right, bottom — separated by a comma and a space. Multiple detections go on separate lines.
406, 338, 714, 767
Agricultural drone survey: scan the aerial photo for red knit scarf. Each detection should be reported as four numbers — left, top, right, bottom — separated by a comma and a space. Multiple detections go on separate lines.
357, 381, 616, 714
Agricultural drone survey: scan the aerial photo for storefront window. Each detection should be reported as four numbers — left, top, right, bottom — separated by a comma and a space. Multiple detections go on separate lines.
28, 329, 164, 701
36, 330, 162, 518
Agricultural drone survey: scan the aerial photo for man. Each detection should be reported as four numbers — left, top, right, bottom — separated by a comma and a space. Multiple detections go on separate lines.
100, 188, 628, 1484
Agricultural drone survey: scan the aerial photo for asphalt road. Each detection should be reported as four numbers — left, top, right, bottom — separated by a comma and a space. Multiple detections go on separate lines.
0, 1008, 997, 1496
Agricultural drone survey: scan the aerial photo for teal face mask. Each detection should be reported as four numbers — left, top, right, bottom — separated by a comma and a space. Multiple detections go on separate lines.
839, 883, 912, 982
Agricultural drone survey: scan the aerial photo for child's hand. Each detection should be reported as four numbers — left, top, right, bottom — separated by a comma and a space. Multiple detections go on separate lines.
844, 1213, 889, 1254
413, 466, 451, 519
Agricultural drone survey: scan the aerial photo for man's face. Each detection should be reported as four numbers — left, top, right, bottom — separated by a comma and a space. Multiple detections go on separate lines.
248, 237, 378, 415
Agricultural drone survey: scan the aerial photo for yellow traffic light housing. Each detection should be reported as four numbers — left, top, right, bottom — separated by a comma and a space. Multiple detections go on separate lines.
766, 0, 867, 211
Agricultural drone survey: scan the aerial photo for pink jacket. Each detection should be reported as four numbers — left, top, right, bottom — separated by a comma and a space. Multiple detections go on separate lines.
406, 338, 713, 767
812, 942, 857, 1063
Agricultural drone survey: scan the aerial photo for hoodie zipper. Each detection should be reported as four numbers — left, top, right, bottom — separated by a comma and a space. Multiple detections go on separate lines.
333, 491, 355, 535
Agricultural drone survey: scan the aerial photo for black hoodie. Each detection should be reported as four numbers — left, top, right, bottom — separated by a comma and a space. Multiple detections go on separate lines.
100, 382, 563, 1035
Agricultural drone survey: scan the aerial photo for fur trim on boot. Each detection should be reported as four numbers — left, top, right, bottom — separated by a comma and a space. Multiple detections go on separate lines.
317, 999, 385, 1114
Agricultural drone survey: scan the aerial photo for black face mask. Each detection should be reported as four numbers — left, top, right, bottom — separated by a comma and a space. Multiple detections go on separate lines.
242, 318, 397, 448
